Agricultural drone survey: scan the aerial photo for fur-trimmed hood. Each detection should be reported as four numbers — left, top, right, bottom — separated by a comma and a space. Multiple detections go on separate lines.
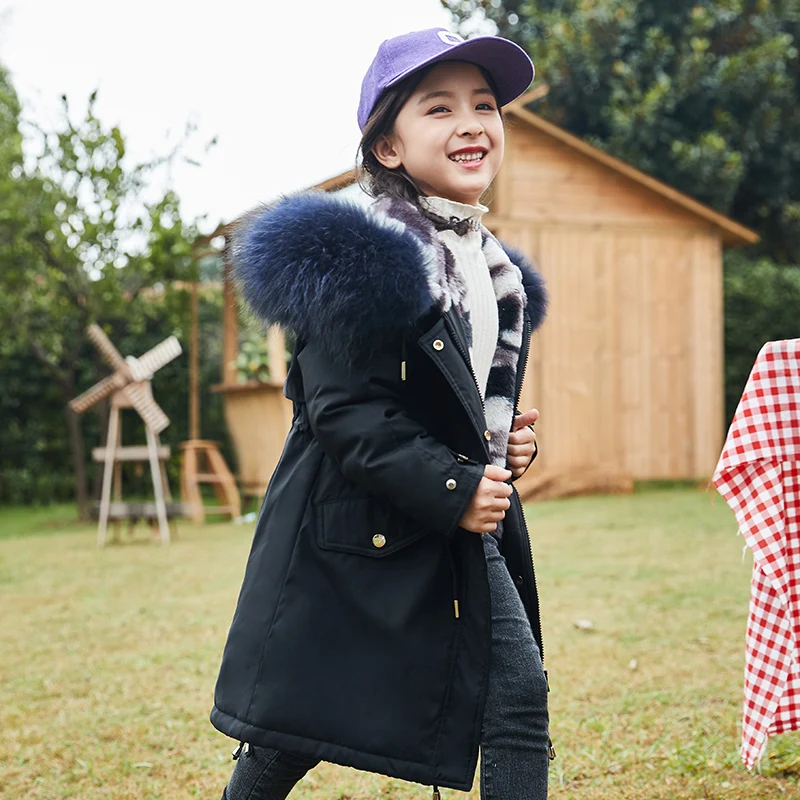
230, 191, 547, 363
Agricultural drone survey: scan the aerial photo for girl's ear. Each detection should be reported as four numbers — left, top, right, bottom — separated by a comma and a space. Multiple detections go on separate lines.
371, 134, 403, 169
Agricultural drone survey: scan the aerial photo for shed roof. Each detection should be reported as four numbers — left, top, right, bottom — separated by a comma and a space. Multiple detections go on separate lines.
505, 95, 758, 247
308, 95, 759, 249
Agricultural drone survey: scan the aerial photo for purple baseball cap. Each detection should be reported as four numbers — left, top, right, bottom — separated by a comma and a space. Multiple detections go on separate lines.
357, 27, 535, 131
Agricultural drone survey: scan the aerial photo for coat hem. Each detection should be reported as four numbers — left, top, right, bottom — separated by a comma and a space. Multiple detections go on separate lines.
209, 706, 475, 792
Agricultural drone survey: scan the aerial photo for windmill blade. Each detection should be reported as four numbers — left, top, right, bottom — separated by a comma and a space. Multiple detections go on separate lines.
126, 382, 170, 433
87, 323, 127, 370
127, 336, 182, 382
69, 371, 127, 414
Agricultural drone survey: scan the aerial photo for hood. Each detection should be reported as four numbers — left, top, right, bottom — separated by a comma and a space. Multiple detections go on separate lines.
230, 191, 547, 364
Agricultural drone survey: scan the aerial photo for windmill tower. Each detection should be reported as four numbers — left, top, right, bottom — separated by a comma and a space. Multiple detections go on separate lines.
69, 324, 182, 545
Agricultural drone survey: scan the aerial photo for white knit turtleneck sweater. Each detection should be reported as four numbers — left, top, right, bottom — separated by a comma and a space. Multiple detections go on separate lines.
420, 195, 497, 400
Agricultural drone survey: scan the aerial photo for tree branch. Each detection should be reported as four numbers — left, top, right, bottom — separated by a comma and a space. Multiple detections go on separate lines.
28, 338, 71, 392
27, 232, 90, 308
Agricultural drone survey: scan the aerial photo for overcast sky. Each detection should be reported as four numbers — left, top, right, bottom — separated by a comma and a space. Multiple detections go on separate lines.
0, 0, 494, 233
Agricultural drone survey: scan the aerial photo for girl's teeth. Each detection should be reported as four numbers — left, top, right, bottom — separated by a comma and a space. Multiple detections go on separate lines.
450, 152, 484, 162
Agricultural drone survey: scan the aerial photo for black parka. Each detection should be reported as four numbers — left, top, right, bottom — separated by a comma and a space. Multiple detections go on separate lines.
210, 192, 548, 792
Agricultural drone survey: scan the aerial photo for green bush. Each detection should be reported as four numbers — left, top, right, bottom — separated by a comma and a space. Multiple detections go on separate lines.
723, 253, 800, 422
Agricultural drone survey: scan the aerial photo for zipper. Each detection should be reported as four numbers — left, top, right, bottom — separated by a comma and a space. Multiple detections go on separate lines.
513, 467, 552, 759
449, 309, 545, 658
513, 313, 544, 661
514, 314, 532, 412
514, 311, 554, 760
514, 489, 544, 664
510, 314, 533, 472
445, 310, 554, 760
511, 314, 538, 470
439, 315, 492, 460
443, 316, 485, 415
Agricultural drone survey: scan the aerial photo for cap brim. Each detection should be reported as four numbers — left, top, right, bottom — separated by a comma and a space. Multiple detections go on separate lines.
386, 35, 534, 107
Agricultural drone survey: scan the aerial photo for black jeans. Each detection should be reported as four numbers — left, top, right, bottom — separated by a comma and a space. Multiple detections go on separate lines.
222, 534, 550, 800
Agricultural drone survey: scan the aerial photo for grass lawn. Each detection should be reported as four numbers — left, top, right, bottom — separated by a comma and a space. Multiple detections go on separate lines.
2, 487, 799, 799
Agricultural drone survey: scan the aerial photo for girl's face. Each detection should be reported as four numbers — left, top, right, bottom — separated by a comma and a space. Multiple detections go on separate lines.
372, 61, 504, 206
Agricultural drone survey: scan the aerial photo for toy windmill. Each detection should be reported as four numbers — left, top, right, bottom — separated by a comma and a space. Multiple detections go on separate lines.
69, 324, 182, 545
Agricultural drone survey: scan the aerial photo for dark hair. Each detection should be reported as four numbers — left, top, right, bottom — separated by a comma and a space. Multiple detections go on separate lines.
356, 63, 503, 224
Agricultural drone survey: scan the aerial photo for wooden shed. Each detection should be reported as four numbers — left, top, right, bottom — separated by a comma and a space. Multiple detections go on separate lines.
218, 91, 758, 497
492, 94, 758, 492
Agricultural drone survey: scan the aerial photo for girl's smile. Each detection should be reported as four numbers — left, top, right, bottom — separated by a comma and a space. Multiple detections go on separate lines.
449, 146, 489, 168
371, 61, 504, 206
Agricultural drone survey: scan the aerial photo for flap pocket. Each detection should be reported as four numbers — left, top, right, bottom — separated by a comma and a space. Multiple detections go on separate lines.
317, 498, 429, 558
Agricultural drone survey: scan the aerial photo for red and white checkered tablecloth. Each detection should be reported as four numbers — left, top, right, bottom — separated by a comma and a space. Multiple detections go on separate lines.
712, 339, 800, 769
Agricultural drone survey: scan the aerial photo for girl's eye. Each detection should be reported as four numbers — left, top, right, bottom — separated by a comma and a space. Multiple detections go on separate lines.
477, 102, 496, 111
428, 106, 450, 114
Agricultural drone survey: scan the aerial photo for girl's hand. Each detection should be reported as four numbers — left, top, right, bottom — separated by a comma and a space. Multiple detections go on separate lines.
458, 465, 512, 533
507, 408, 539, 478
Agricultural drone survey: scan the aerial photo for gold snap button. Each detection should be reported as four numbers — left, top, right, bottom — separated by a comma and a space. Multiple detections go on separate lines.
432, 339, 444, 351
372, 533, 386, 548
484, 430, 491, 441
445, 478, 457, 491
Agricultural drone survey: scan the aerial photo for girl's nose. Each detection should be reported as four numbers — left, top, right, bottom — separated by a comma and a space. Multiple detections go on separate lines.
458, 117, 484, 137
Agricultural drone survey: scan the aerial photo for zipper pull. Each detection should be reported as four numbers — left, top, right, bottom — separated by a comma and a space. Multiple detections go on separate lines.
401, 337, 407, 381
231, 741, 252, 760
432, 786, 441, 800
453, 599, 460, 619
548, 737, 557, 760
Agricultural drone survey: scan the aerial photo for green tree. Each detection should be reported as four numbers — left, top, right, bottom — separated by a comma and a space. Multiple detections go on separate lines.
0, 280, 233, 509
443, 0, 800, 263
723, 253, 800, 417
0, 74, 204, 517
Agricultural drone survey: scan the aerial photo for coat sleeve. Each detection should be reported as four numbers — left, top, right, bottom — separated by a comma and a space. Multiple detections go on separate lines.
297, 339, 485, 537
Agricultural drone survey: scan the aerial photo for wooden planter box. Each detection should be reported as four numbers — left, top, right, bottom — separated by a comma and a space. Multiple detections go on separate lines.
212, 380, 292, 496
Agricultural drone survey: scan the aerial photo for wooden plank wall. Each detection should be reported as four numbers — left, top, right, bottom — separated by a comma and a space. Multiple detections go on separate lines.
689, 234, 725, 477
489, 123, 725, 481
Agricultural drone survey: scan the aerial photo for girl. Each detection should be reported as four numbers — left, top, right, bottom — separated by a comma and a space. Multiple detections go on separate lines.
212, 27, 551, 800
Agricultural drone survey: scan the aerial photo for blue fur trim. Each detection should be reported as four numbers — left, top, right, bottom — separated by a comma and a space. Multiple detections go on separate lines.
231, 193, 436, 363
500, 243, 549, 333
231, 192, 549, 363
